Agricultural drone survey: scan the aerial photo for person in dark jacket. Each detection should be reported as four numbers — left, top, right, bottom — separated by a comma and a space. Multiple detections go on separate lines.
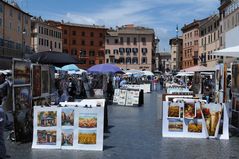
0, 103, 6, 159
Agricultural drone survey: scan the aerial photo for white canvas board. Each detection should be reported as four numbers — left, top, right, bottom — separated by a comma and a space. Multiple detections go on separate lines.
162, 102, 208, 138
32, 106, 61, 149
60, 99, 105, 108
73, 107, 104, 151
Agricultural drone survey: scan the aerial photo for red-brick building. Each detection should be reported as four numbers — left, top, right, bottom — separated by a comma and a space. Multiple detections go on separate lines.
49, 21, 108, 69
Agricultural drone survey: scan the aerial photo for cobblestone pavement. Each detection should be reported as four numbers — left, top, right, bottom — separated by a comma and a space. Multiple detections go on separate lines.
5, 90, 239, 159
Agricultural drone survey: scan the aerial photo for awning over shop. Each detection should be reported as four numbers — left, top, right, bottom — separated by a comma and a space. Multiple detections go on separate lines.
212, 45, 239, 57
180, 65, 215, 72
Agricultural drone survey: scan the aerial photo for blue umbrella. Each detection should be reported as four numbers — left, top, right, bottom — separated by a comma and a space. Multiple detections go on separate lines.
55, 66, 62, 71
61, 64, 80, 71
87, 64, 123, 73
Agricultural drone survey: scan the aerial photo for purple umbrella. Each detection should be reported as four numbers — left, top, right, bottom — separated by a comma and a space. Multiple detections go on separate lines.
87, 64, 123, 73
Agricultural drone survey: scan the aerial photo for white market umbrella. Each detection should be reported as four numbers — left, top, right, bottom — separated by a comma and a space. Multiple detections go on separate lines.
212, 45, 239, 57
68, 69, 86, 75
143, 70, 154, 76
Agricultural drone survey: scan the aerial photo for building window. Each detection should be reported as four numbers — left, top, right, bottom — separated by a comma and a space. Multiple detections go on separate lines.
132, 57, 138, 64
127, 37, 130, 45
9, 22, 12, 30
113, 49, 118, 54
126, 48, 131, 56
89, 50, 95, 56
132, 48, 138, 53
115, 39, 118, 44
134, 37, 137, 45
39, 38, 41, 45
90, 32, 94, 37
10, 9, 13, 17
90, 41, 94, 46
120, 37, 124, 44
71, 48, 77, 55
119, 48, 125, 54
72, 40, 76, 45
80, 50, 86, 57
141, 37, 146, 45
81, 40, 85, 45
142, 48, 147, 55
25, 16, 28, 24
142, 57, 147, 64
72, 31, 76, 36
99, 33, 103, 37
55, 42, 57, 48
89, 60, 95, 65
98, 51, 104, 57
64, 30, 67, 34
194, 40, 198, 45
64, 39, 67, 44
105, 49, 110, 54
58, 43, 61, 49
126, 57, 131, 64
99, 41, 103, 46
46, 40, 49, 47
18, 13, 21, 21
82, 32, 85, 36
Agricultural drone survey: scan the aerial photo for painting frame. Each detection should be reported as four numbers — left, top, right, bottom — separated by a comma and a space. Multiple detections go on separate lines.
13, 59, 31, 85
32, 64, 41, 97
41, 65, 50, 96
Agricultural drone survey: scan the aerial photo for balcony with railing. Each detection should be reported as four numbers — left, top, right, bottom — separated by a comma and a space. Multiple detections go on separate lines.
0, 38, 33, 58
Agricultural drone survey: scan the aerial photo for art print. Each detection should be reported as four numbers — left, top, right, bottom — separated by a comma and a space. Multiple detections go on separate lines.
79, 113, 97, 128
14, 86, 31, 111
78, 130, 97, 144
62, 129, 74, 146
13, 59, 31, 85
37, 111, 57, 127
62, 108, 74, 126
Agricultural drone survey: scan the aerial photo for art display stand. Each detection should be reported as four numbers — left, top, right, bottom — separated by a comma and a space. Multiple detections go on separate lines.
12, 59, 32, 142
166, 87, 190, 94
113, 89, 143, 106
162, 101, 229, 139
124, 84, 151, 93
32, 100, 104, 151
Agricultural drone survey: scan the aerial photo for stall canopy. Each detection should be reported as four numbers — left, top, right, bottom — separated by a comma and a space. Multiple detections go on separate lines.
61, 64, 80, 71
68, 69, 86, 75
212, 45, 239, 57
180, 65, 215, 72
143, 70, 154, 76
28, 51, 80, 67
87, 64, 123, 73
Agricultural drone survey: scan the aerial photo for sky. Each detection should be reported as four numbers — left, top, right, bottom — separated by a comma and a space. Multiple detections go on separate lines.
17, 0, 220, 51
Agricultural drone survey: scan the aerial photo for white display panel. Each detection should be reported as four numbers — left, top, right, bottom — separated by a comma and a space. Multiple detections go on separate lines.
32, 105, 104, 151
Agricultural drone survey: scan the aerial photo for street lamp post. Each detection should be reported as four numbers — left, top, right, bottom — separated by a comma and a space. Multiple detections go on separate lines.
22, 29, 26, 58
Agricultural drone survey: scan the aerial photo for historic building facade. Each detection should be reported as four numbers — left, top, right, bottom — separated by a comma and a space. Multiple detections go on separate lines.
0, 0, 31, 58
199, 14, 221, 68
169, 36, 183, 71
55, 22, 107, 69
105, 24, 156, 71
31, 17, 62, 53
